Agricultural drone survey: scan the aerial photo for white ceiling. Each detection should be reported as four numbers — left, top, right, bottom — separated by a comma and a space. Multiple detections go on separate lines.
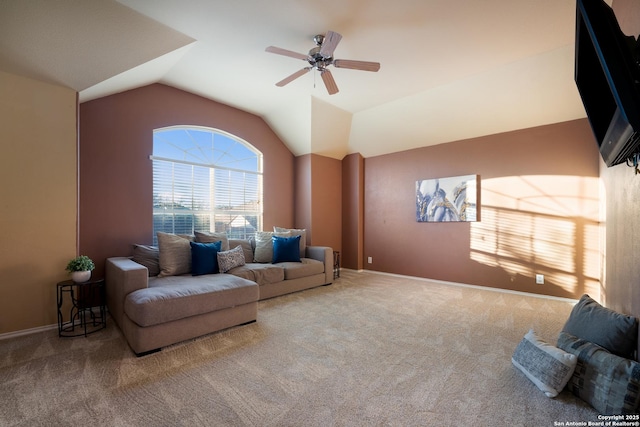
0, 0, 595, 159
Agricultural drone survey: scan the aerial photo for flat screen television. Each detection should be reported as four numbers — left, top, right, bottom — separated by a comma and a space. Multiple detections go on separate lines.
575, 0, 640, 167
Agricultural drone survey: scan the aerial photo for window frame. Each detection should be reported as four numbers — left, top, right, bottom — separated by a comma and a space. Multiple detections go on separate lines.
150, 126, 263, 244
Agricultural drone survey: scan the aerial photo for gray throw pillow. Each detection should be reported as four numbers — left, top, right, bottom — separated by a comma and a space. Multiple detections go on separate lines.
132, 244, 160, 277
562, 294, 638, 359
512, 329, 577, 398
157, 232, 192, 277
558, 331, 640, 415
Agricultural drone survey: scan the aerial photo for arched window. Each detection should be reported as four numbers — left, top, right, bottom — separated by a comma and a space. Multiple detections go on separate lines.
151, 126, 263, 244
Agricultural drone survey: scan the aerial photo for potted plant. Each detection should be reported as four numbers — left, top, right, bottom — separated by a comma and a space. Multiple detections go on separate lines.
66, 255, 95, 283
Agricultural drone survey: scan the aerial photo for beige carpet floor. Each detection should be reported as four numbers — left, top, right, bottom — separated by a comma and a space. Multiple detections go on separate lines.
1, 270, 598, 426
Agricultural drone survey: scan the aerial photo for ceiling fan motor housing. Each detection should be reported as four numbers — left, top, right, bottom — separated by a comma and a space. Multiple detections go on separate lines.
308, 46, 332, 70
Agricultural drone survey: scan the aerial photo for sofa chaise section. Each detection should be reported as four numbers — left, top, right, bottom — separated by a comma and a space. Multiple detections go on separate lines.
106, 257, 259, 355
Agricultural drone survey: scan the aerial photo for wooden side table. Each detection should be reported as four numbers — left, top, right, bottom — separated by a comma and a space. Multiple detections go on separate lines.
56, 278, 106, 337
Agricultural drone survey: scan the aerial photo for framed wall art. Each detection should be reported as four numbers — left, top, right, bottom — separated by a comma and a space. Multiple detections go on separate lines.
416, 174, 478, 222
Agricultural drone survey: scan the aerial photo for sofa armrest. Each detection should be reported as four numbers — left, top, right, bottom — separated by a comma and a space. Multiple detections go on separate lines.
306, 246, 333, 284
105, 257, 149, 328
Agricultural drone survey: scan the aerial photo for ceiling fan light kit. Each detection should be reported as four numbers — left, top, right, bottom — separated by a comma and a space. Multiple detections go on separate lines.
265, 30, 381, 95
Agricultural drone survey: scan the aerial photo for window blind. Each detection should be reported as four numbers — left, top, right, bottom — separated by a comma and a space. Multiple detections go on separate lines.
152, 127, 262, 245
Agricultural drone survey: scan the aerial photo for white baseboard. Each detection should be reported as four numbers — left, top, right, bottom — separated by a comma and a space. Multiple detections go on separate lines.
340, 268, 579, 304
0, 323, 58, 341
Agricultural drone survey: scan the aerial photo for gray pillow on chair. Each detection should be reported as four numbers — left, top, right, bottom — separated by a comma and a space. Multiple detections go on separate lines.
561, 294, 638, 359
558, 331, 640, 415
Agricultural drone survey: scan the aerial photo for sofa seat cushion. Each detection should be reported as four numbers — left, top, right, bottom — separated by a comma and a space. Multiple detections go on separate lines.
277, 258, 324, 280
224, 266, 254, 282
125, 274, 258, 327
227, 263, 284, 286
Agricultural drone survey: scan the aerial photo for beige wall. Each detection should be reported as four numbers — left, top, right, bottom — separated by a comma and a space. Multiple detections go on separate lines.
363, 119, 601, 300
0, 71, 77, 334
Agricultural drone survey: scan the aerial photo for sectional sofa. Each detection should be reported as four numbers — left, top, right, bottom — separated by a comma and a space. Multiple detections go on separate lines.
105, 230, 333, 355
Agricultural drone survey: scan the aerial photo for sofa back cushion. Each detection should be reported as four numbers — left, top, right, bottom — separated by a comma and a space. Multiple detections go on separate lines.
132, 244, 160, 277
157, 232, 192, 277
195, 231, 230, 251
229, 239, 254, 264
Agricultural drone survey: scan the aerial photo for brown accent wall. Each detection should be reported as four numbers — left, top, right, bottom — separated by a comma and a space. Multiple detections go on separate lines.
363, 119, 600, 299
311, 154, 342, 252
0, 71, 77, 334
342, 153, 364, 270
294, 154, 342, 253
295, 155, 312, 242
604, 0, 640, 332
79, 84, 294, 275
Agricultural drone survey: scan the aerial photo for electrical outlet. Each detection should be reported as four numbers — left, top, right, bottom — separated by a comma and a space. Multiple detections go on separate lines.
536, 274, 544, 285
368, 256, 373, 264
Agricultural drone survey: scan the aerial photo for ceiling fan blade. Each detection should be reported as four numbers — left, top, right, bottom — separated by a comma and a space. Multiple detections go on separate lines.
275, 67, 311, 87
319, 31, 342, 58
333, 59, 381, 72
320, 69, 339, 95
265, 46, 308, 61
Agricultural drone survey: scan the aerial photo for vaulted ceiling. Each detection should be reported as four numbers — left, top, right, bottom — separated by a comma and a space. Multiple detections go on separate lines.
0, 0, 598, 159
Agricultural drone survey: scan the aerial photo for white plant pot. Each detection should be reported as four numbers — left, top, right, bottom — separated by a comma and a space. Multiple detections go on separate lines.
71, 270, 91, 283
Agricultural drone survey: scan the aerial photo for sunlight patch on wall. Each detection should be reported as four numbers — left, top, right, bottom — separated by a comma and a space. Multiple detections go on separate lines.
583, 222, 601, 284
470, 176, 600, 297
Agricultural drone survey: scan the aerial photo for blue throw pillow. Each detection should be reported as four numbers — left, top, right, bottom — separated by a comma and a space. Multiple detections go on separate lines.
190, 241, 222, 275
272, 235, 301, 263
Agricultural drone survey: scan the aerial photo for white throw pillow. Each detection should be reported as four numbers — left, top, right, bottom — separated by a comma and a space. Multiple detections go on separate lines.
253, 231, 291, 263
274, 226, 306, 258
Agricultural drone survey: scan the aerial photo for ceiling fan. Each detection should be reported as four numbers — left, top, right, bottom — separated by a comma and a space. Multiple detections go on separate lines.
265, 31, 381, 95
